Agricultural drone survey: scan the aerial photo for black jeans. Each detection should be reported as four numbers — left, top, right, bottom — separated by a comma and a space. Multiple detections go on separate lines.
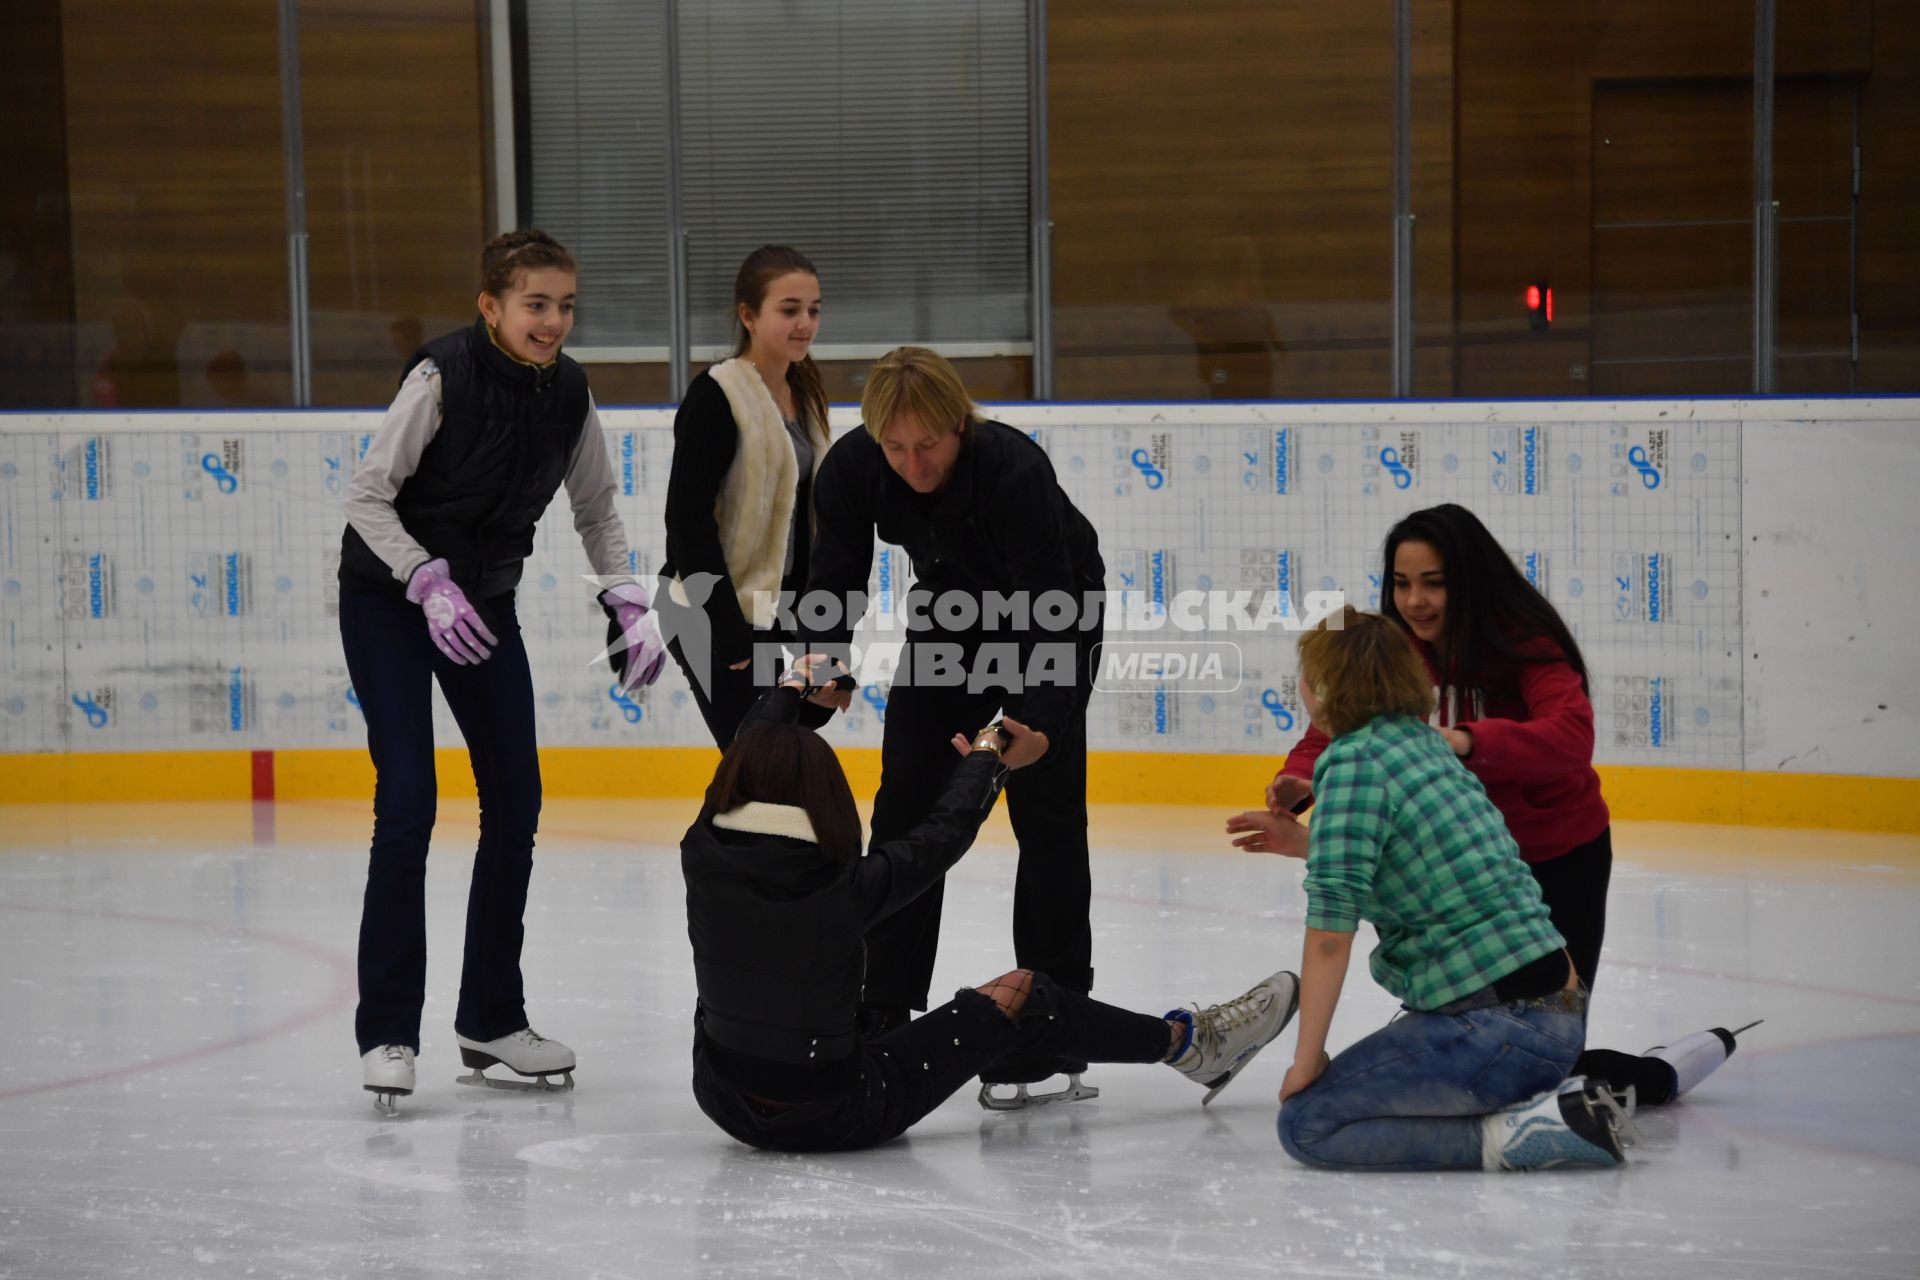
1527, 826, 1613, 990
691, 979, 1168, 1153
863, 603, 1104, 1009
340, 585, 542, 1054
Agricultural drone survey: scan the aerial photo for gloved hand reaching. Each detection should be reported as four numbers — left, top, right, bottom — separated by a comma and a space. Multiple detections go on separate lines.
600, 581, 667, 692
406, 558, 498, 664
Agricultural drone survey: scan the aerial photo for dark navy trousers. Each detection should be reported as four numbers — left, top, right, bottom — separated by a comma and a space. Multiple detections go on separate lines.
339, 585, 542, 1054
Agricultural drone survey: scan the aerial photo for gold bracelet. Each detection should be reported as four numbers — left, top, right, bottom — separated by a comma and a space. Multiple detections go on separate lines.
970, 724, 1008, 754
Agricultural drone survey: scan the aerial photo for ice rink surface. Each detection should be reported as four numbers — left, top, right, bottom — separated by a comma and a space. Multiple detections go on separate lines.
3, 797, 1917, 1279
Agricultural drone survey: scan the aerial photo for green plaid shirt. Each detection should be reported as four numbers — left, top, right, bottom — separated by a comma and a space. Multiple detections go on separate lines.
1305, 713, 1564, 1010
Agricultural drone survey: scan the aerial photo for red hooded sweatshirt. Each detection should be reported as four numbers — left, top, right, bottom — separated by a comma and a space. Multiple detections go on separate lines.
1281, 635, 1610, 863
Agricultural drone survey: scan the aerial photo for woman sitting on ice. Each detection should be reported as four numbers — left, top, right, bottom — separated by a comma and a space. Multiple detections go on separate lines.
681, 658, 1299, 1151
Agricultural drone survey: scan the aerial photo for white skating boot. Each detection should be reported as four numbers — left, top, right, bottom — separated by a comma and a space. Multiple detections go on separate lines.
362, 1044, 416, 1115
1647, 1019, 1763, 1100
1483, 1077, 1639, 1170
1167, 970, 1300, 1105
1579, 1018, 1763, 1108
454, 1027, 576, 1094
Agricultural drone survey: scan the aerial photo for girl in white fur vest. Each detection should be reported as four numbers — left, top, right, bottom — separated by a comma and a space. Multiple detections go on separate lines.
661, 246, 835, 747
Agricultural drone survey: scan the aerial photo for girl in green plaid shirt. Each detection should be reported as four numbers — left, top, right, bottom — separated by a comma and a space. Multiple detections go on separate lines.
1273, 608, 1637, 1171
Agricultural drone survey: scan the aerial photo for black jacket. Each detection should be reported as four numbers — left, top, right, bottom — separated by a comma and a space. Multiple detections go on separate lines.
801, 420, 1104, 740
338, 319, 589, 599
682, 687, 1008, 1075
661, 370, 814, 661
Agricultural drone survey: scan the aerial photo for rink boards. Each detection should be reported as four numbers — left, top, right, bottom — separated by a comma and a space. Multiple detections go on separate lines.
0, 397, 1912, 817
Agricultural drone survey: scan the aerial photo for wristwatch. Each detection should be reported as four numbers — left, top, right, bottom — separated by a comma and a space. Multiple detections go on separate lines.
970, 723, 1010, 755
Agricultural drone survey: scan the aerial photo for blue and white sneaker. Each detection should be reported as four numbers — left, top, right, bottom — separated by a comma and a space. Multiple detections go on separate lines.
1485, 1077, 1638, 1170
1167, 970, 1300, 1105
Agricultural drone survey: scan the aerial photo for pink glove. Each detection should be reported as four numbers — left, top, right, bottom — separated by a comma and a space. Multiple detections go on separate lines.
600, 581, 667, 691
405, 558, 498, 665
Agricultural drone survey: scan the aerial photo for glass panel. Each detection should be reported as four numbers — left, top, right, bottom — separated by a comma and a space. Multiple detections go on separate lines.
1049, 0, 1395, 400
302, 1, 497, 406
1441, 1, 1757, 397
680, 221, 1035, 406
1, 1, 292, 409
677, 0, 1030, 359
1852, 0, 1920, 392
1773, 74, 1858, 393
520, 0, 673, 356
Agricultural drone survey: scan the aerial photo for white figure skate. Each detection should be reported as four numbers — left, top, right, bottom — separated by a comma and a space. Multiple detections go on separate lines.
1169, 970, 1301, 1105
454, 1028, 576, 1094
363, 1044, 416, 1115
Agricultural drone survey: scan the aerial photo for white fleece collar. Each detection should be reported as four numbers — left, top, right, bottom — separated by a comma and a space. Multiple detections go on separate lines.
712, 801, 818, 844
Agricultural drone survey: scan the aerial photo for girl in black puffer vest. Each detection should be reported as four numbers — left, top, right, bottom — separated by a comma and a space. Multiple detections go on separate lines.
339, 230, 665, 1110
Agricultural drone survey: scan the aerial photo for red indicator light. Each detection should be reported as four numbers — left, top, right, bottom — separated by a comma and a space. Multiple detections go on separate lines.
1526, 282, 1551, 331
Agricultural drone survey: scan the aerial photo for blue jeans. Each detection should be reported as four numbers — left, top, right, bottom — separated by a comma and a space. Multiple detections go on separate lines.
339, 585, 541, 1055
1278, 1000, 1587, 1171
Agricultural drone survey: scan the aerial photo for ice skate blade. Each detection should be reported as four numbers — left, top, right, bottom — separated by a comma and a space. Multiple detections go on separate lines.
977, 1073, 1099, 1112
1199, 1048, 1274, 1107
365, 1086, 408, 1116
455, 1067, 574, 1094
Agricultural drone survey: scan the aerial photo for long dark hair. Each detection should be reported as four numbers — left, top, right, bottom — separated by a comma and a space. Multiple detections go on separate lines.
732, 245, 830, 446
703, 721, 862, 865
1380, 503, 1590, 706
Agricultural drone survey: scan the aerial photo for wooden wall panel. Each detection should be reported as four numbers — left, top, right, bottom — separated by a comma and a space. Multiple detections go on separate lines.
301, 0, 491, 406
1857, 1, 1920, 391
34, 0, 1915, 409
1775, 79, 1857, 379
1588, 0, 1869, 80
1590, 82, 1752, 393
1410, 0, 1456, 394
1455, 0, 1897, 397
1593, 83, 1751, 226
1048, 0, 1406, 400
60, 1, 291, 407
0, 3, 77, 407
1453, 0, 1593, 396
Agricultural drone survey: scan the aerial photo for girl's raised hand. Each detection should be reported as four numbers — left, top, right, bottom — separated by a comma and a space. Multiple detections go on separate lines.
1226, 809, 1309, 858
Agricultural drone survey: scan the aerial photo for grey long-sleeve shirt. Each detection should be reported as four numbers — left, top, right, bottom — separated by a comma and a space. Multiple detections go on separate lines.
342, 359, 637, 592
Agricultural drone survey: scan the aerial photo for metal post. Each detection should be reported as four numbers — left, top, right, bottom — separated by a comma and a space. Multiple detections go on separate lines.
277, 0, 312, 406
1391, 0, 1415, 398
1028, 0, 1055, 400
1752, 0, 1778, 393
483, 0, 519, 234
664, 0, 690, 400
